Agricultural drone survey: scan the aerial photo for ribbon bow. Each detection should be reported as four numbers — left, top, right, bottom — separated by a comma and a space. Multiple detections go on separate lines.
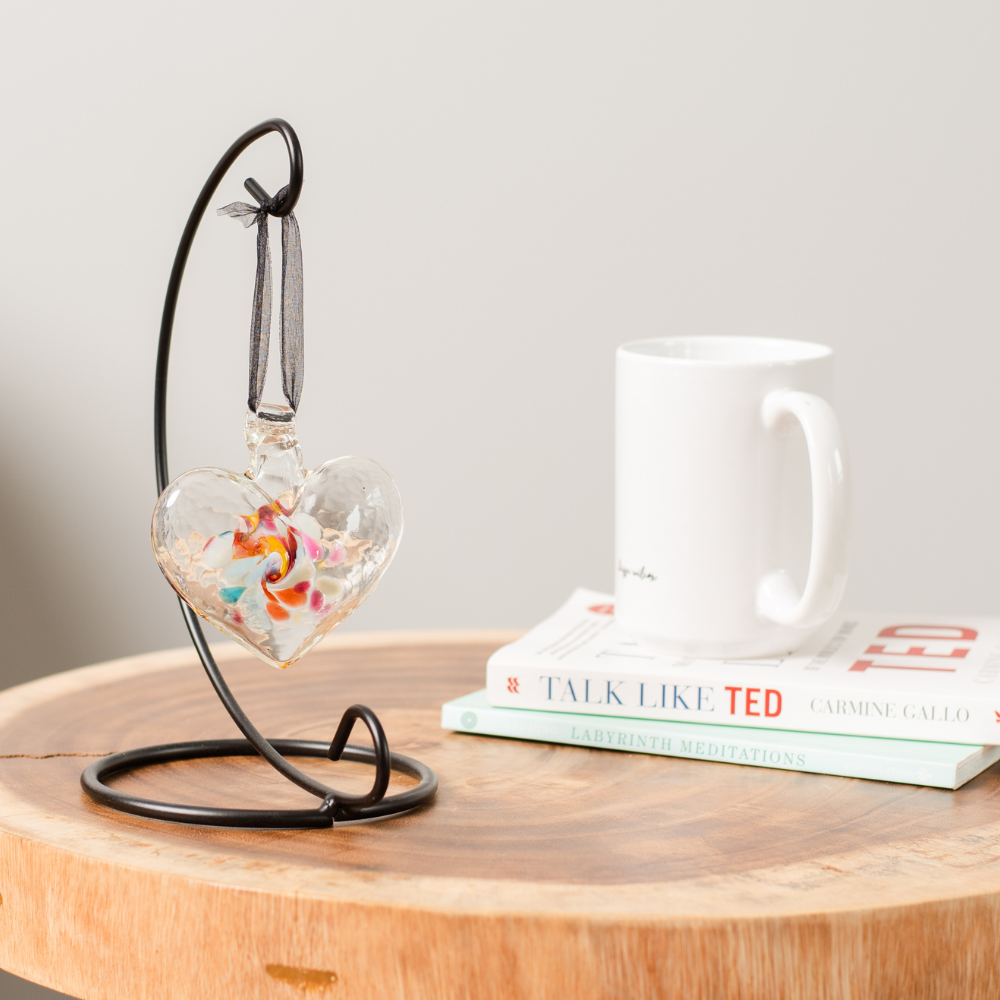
218, 185, 304, 413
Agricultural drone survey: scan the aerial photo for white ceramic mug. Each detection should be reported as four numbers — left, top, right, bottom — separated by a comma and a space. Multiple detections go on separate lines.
615, 335, 850, 658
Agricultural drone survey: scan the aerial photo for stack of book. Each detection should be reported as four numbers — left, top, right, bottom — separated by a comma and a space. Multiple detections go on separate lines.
441, 588, 1000, 789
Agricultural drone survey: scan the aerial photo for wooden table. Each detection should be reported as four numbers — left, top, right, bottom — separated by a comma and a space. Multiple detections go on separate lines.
2, 631, 1000, 999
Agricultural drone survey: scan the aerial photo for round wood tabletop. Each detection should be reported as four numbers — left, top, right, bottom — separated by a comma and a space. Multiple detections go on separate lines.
2, 632, 1000, 999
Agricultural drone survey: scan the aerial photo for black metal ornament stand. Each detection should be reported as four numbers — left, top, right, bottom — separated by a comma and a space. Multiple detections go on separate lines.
81, 119, 437, 828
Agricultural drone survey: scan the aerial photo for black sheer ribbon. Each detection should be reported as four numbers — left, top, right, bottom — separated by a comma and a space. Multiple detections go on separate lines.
218, 186, 303, 412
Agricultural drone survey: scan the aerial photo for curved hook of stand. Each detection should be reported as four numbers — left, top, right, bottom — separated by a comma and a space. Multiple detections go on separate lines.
109, 119, 440, 828
155, 117, 301, 496
328, 706, 392, 808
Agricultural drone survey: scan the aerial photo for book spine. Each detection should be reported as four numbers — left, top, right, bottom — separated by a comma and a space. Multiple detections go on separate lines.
442, 702, 960, 788
485, 662, 998, 743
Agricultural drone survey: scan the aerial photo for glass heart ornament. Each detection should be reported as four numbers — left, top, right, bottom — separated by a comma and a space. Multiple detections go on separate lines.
152, 404, 403, 668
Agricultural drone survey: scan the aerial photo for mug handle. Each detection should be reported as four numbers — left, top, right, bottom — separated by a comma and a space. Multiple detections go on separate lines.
757, 389, 851, 628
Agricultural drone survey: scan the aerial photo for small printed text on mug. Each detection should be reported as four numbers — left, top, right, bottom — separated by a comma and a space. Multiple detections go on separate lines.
618, 561, 657, 582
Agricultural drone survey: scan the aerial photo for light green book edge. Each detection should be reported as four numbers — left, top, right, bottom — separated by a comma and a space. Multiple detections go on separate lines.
441, 690, 1000, 789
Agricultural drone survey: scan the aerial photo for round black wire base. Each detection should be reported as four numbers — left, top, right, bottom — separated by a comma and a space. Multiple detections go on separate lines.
81, 739, 438, 829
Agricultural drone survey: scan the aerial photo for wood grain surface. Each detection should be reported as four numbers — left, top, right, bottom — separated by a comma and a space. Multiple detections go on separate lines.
1, 631, 1000, 999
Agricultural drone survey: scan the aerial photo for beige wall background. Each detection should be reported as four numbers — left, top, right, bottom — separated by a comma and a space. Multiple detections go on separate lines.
4, 2, 999, 683
0, 4, 998, 994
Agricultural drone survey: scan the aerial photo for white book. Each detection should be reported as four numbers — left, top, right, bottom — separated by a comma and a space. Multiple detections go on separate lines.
486, 588, 1000, 743
443, 690, 1000, 789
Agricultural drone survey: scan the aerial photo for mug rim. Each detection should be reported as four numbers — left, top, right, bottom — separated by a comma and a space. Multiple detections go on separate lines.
618, 335, 832, 366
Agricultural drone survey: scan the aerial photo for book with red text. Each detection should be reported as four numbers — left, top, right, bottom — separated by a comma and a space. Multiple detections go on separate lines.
486, 589, 1000, 743
443, 691, 1000, 789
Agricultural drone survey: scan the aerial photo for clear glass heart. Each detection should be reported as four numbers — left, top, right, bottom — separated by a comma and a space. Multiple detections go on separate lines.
152, 404, 403, 668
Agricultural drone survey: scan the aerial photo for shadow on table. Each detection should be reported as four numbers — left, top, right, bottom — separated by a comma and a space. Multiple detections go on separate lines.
0, 972, 74, 1000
